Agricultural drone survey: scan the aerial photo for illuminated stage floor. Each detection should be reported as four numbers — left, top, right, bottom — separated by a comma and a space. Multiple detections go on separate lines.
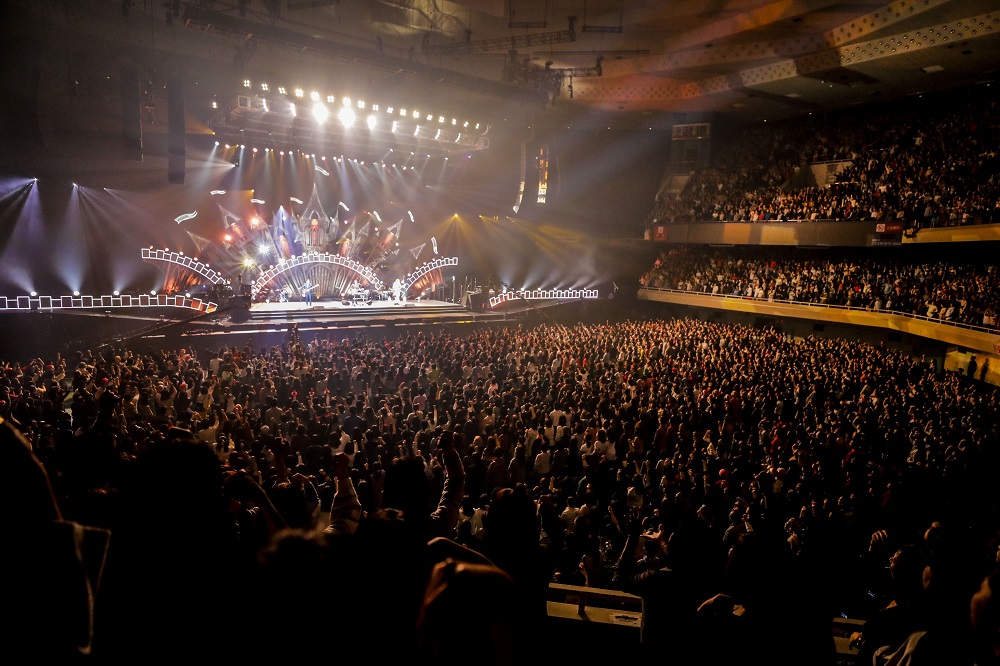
249, 298, 463, 316
176, 297, 510, 337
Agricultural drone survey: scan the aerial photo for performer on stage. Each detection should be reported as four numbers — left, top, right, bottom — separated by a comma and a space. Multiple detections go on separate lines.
392, 278, 405, 304
303, 278, 314, 307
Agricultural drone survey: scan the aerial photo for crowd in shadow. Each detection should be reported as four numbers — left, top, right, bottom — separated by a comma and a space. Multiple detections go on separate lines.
2, 317, 999, 664
648, 89, 999, 228
641, 245, 999, 332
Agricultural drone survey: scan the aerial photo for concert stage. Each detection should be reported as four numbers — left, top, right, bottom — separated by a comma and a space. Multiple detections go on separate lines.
248, 298, 465, 320
179, 297, 512, 337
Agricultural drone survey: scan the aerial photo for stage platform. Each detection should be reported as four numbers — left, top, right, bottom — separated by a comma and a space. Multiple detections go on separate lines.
248, 298, 466, 320
178, 297, 512, 337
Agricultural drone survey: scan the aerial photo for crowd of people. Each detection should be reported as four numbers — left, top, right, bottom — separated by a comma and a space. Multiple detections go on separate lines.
648, 89, 1000, 228
640, 246, 1000, 331
3, 315, 1000, 664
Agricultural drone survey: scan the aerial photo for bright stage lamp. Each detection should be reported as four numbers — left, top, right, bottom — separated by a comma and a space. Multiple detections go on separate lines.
338, 106, 356, 128
312, 102, 329, 124
366, 114, 377, 130
257, 243, 271, 256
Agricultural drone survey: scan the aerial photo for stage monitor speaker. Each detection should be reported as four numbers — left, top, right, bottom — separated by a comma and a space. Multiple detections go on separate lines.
167, 76, 185, 184
120, 68, 142, 161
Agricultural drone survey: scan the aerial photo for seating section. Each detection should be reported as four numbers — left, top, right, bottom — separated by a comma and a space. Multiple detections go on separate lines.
648, 88, 1000, 227
640, 245, 999, 330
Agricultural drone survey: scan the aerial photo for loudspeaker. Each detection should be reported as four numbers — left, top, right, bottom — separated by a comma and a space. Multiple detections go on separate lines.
120, 68, 143, 161
167, 76, 185, 184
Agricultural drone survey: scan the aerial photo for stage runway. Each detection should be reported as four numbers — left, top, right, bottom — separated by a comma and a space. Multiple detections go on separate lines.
250, 298, 461, 314
175, 296, 511, 337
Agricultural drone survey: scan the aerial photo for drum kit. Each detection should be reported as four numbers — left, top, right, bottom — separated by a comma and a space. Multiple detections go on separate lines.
342, 284, 398, 306
344, 284, 371, 306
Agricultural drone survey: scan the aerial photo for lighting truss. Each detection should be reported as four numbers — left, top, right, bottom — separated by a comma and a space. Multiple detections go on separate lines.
423, 16, 577, 56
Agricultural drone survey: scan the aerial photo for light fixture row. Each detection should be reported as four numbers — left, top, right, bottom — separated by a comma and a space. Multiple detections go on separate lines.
240, 79, 483, 131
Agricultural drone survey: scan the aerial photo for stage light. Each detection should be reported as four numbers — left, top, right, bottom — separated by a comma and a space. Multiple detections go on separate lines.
372, 104, 379, 111
261, 83, 269, 91
150, 290, 156, 296
257, 243, 271, 256
251, 216, 260, 226
185, 292, 191, 298
338, 106, 355, 128
391, 120, 398, 133
438, 116, 445, 123
464, 121, 469, 128
387, 106, 394, 114
113, 290, 120, 296
408, 210, 414, 222
278, 87, 287, 95
322, 156, 326, 160
73, 291, 80, 296
289, 103, 296, 117
452, 118, 457, 125
211, 101, 217, 109
366, 114, 377, 130
412, 110, 420, 118
243, 79, 251, 88
426, 114, 433, 121
357, 100, 365, 109
30, 291, 37, 297
312, 102, 329, 123
242, 257, 254, 268
252, 147, 258, 153
224, 234, 232, 242
310, 91, 320, 101
400, 108, 407, 116
342, 97, 351, 107
72, 182, 77, 187
225, 144, 230, 149
326, 95, 335, 103
214, 141, 219, 146
294, 88, 303, 98
475, 123, 480, 129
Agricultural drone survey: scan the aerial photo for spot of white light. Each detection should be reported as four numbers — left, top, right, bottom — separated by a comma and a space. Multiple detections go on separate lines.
339, 106, 356, 128
312, 102, 329, 123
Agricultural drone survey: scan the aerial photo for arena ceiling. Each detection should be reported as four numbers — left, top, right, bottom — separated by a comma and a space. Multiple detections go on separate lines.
4, 0, 1000, 135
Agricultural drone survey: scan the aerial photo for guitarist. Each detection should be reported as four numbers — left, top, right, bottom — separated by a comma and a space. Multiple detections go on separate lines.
302, 278, 315, 307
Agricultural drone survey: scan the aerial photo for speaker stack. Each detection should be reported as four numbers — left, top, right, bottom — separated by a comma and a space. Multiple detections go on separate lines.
167, 76, 185, 184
